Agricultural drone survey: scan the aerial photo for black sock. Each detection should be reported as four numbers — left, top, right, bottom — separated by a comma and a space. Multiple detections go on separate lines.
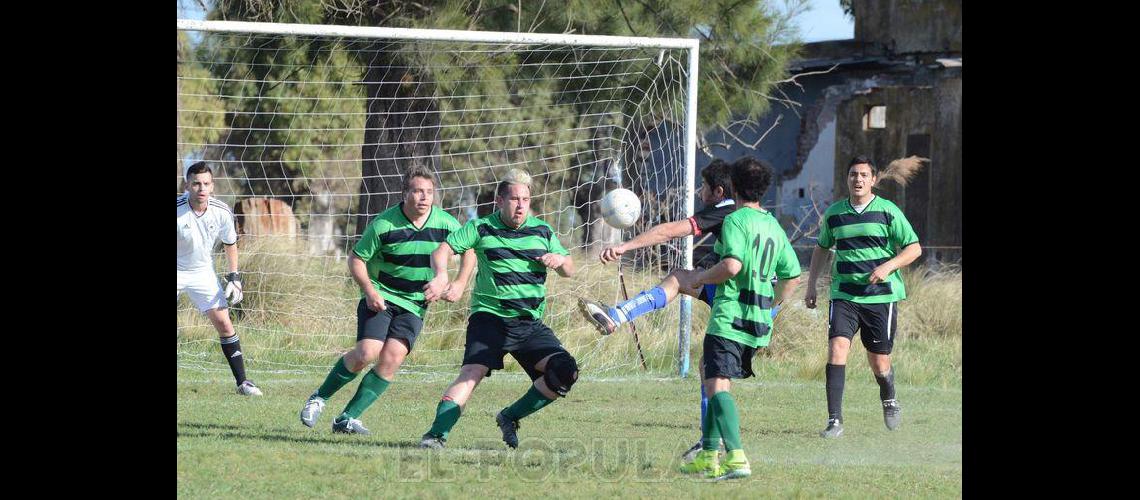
220, 335, 247, 385
875, 369, 896, 401
825, 363, 846, 422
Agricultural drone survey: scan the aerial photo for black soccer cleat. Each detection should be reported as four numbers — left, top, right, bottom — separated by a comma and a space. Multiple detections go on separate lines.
496, 410, 520, 449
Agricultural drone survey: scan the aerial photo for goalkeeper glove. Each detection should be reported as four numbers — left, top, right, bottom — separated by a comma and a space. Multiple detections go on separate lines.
224, 272, 244, 306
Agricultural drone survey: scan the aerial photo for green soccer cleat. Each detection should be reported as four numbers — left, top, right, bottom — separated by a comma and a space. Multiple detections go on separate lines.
681, 439, 725, 462
710, 449, 751, 480
678, 449, 719, 475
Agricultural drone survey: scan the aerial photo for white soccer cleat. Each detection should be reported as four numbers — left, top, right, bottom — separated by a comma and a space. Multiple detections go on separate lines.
820, 418, 843, 438
882, 399, 902, 431
578, 298, 618, 335
332, 417, 371, 435
236, 380, 263, 396
300, 393, 326, 427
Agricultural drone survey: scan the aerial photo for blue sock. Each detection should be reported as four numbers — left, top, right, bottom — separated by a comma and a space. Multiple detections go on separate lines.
700, 383, 709, 430
610, 286, 668, 324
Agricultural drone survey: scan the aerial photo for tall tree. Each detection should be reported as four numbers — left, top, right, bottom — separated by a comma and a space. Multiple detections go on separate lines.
197, 0, 805, 238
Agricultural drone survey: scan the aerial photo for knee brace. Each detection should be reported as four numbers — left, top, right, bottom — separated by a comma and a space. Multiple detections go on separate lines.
542, 352, 579, 397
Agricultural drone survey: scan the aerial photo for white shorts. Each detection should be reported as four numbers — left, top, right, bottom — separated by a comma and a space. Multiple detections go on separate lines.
177, 269, 227, 313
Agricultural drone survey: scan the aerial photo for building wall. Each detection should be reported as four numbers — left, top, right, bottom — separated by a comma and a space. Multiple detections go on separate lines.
834, 71, 961, 263
854, 0, 962, 54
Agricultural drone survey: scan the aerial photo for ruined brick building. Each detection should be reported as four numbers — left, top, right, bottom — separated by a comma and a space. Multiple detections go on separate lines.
699, 0, 961, 264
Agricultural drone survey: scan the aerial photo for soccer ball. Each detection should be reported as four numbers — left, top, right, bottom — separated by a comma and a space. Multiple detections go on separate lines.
600, 188, 641, 229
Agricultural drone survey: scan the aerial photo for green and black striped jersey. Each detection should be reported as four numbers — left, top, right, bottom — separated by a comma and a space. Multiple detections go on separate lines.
445, 211, 569, 320
706, 207, 801, 348
817, 196, 920, 304
353, 203, 461, 317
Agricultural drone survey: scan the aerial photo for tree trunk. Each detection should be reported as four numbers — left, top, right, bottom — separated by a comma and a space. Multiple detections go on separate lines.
307, 189, 336, 256
356, 47, 441, 235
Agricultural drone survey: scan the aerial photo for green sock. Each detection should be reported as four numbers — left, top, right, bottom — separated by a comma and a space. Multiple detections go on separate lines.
502, 385, 555, 421
702, 388, 722, 451
427, 399, 462, 439
316, 357, 358, 400
338, 370, 391, 420
712, 391, 743, 451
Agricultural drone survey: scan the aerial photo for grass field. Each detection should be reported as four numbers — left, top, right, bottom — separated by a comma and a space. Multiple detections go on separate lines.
177, 367, 961, 497
178, 245, 961, 497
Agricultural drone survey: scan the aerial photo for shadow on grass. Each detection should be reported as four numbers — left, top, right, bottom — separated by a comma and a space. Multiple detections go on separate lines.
628, 421, 692, 430
178, 421, 516, 452
178, 421, 421, 449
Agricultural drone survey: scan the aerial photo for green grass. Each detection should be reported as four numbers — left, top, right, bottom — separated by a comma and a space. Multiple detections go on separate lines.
178, 241, 961, 497
177, 368, 961, 498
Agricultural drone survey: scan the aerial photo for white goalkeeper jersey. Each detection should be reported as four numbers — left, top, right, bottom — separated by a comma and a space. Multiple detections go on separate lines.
177, 192, 237, 272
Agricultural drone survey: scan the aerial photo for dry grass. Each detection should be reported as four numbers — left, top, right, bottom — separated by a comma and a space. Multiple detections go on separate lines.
178, 237, 960, 386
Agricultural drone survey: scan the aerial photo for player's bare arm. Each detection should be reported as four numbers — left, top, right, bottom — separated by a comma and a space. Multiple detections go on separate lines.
541, 253, 575, 277
773, 275, 802, 307
804, 246, 832, 309
442, 248, 477, 302
868, 242, 922, 284
600, 219, 693, 264
423, 242, 456, 302
348, 253, 385, 311
690, 257, 742, 291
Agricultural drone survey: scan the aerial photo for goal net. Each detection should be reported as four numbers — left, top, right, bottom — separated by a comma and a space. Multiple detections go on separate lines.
177, 20, 699, 378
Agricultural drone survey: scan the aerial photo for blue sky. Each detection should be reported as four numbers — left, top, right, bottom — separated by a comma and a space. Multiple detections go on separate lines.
177, 0, 853, 43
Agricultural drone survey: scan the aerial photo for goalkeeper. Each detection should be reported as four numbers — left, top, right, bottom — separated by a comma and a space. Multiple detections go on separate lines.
177, 161, 261, 396
418, 169, 578, 450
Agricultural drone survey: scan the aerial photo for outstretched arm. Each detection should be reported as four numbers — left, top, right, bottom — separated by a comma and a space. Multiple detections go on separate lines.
599, 219, 693, 264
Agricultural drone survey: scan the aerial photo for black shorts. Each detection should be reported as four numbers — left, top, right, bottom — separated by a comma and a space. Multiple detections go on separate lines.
462, 312, 568, 379
702, 334, 757, 380
356, 299, 424, 351
828, 299, 898, 355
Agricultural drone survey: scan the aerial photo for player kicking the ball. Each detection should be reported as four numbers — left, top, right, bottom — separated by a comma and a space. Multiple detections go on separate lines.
677, 158, 800, 480
418, 169, 578, 450
579, 157, 783, 460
